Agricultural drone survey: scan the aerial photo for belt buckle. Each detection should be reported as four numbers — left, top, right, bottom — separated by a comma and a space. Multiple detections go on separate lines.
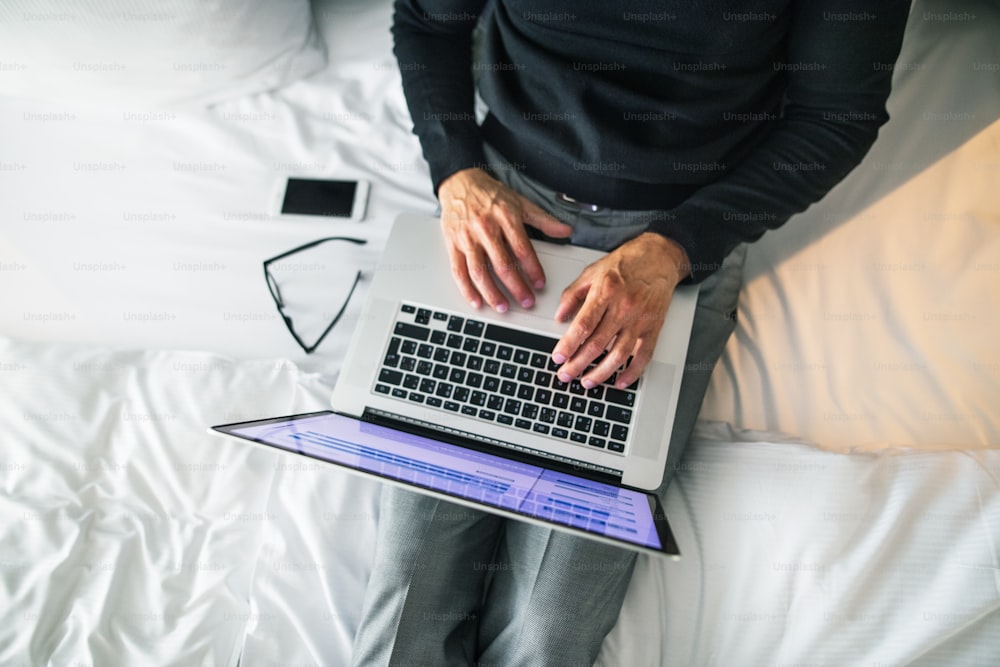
557, 192, 603, 213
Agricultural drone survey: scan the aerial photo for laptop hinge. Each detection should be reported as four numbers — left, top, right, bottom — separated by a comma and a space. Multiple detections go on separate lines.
362, 407, 624, 485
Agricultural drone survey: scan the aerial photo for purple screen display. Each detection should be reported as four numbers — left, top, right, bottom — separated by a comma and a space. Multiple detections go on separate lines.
229, 412, 662, 550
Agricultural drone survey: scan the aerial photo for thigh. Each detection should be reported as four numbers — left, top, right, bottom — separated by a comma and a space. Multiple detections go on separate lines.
351, 485, 505, 666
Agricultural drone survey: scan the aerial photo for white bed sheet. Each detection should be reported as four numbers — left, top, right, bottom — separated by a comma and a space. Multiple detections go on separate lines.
1, 339, 997, 666
1, 0, 998, 665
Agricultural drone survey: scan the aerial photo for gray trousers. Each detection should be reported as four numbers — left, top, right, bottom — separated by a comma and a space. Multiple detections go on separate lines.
351, 149, 746, 666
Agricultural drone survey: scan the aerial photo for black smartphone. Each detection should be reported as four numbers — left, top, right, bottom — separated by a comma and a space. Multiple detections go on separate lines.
277, 177, 370, 221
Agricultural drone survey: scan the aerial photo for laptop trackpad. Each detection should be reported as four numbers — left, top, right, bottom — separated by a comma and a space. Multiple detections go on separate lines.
528, 250, 589, 316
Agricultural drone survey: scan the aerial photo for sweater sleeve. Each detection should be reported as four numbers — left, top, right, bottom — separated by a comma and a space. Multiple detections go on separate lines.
647, 0, 911, 283
392, 0, 489, 193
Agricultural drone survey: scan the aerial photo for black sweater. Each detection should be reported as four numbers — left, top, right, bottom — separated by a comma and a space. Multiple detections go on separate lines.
393, 0, 910, 282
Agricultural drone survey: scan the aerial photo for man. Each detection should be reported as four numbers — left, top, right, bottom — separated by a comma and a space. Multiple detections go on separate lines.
352, 2, 910, 665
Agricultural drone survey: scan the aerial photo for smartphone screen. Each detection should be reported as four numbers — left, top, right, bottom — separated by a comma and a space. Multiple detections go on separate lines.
280, 178, 359, 217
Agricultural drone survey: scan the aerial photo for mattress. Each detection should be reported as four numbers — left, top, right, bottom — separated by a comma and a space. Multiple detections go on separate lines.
1, 0, 998, 664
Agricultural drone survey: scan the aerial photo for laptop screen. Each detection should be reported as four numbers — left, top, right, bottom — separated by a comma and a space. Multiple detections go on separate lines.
214, 411, 678, 557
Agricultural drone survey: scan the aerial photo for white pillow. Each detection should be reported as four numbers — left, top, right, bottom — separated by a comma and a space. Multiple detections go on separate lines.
0, 0, 327, 109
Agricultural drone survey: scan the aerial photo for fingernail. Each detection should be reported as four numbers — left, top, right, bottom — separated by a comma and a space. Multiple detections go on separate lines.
582, 379, 594, 389
495, 303, 508, 313
470, 299, 480, 309
552, 352, 566, 364
521, 298, 533, 308
558, 372, 571, 383
534, 280, 544, 289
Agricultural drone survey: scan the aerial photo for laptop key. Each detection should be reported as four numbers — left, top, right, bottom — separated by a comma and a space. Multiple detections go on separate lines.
534, 371, 552, 387
417, 360, 433, 375
497, 414, 514, 425
570, 432, 587, 444
427, 397, 442, 407
605, 406, 632, 424
586, 385, 604, 400
487, 395, 504, 410
557, 412, 574, 427
444, 401, 460, 412
416, 308, 431, 324
517, 384, 534, 400
594, 420, 610, 437
607, 440, 625, 453
534, 388, 552, 405
500, 381, 516, 396
383, 353, 400, 368
403, 374, 420, 390
401, 304, 416, 314
446, 334, 463, 349
462, 338, 480, 353
485, 323, 557, 354
484, 360, 501, 375
433, 347, 450, 362
435, 383, 453, 398
530, 353, 547, 369
461, 405, 477, 416
515, 419, 531, 430
551, 428, 569, 439
409, 392, 425, 403
400, 357, 416, 372
603, 387, 636, 407
496, 345, 513, 360
466, 356, 483, 371
463, 319, 485, 337
433, 311, 448, 321
503, 398, 521, 415
479, 409, 496, 421
587, 401, 604, 418
374, 383, 391, 394
419, 379, 436, 394
521, 404, 539, 420
430, 330, 446, 345
610, 424, 628, 441
588, 437, 606, 449
570, 397, 587, 413
480, 341, 497, 357
447, 315, 464, 332
470, 390, 487, 406
569, 380, 585, 395
513, 349, 530, 365
574, 415, 592, 432
517, 367, 534, 383
400, 339, 417, 355
449, 368, 466, 384
553, 393, 569, 409
394, 322, 430, 341
453, 387, 470, 402
539, 408, 557, 423
417, 343, 433, 359
391, 388, 407, 399
450, 351, 467, 367
433, 364, 449, 379
533, 423, 550, 435
500, 363, 517, 378
379, 369, 403, 385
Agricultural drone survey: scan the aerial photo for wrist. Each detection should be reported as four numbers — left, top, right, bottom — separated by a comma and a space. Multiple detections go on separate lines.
639, 232, 691, 284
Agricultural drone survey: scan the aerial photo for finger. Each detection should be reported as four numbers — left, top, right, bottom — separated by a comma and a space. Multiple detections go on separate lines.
465, 245, 511, 313
614, 338, 656, 389
444, 242, 482, 309
554, 273, 590, 324
553, 299, 613, 381
521, 197, 573, 238
480, 231, 536, 309
498, 213, 547, 292
581, 330, 636, 389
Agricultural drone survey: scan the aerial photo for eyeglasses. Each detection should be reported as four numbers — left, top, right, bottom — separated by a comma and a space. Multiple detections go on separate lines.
263, 236, 367, 354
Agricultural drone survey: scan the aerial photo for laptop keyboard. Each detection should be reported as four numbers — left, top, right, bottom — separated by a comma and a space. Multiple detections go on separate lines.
373, 302, 639, 455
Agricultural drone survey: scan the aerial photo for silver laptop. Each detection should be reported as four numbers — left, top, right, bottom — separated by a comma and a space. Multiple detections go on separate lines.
213, 212, 698, 557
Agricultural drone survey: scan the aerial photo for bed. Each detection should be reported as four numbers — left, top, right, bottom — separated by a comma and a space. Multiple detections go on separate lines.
1, 1, 997, 665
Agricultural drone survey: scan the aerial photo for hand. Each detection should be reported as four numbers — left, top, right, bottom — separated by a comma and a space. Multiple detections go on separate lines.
438, 168, 573, 312
552, 232, 690, 389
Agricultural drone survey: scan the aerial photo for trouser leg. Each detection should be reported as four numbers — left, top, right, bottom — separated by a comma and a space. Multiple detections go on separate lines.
351, 484, 504, 667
